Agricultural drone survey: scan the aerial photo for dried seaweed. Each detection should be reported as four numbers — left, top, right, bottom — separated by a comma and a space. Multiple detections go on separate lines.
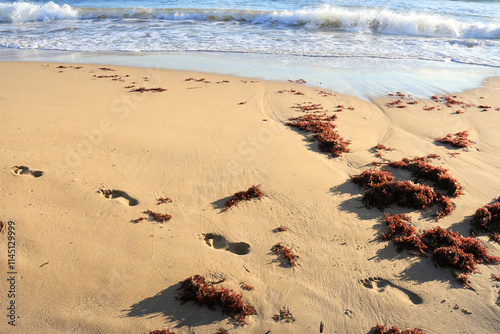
374, 144, 395, 152
286, 113, 350, 157
271, 243, 298, 267
388, 156, 464, 198
363, 181, 436, 211
175, 275, 256, 326
373, 324, 425, 334
353, 163, 459, 219
351, 169, 395, 189
130, 217, 146, 223
381, 214, 426, 256
435, 131, 471, 148
381, 214, 500, 286
157, 197, 172, 205
224, 185, 265, 211
272, 307, 296, 323
472, 198, 500, 239
130, 87, 167, 93
142, 210, 172, 223
292, 102, 324, 112
432, 246, 477, 274
274, 226, 288, 232
453, 273, 471, 288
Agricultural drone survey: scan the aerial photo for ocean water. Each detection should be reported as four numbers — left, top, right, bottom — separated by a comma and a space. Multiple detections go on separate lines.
1, 0, 499, 98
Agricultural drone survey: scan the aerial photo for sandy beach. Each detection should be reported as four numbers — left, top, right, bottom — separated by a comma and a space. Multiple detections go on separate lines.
0, 62, 499, 334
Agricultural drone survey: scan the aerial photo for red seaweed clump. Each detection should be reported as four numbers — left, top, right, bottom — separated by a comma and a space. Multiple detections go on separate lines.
142, 210, 172, 223
453, 273, 471, 288
292, 102, 324, 112
130, 209, 172, 223
471, 198, 500, 241
363, 181, 436, 210
351, 169, 395, 189
381, 214, 500, 286
435, 195, 455, 220
388, 156, 464, 198
272, 307, 296, 323
373, 324, 425, 334
432, 246, 477, 274
315, 131, 352, 157
373, 145, 396, 159
391, 235, 428, 256
185, 77, 210, 83
176, 275, 256, 326
422, 227, 499, 265
381, 213, 418, 239
422, 227, 499, 273
286, 114, 351, 157
274, 226, 288, 232
157, 197, 172, 205
427, 154, 441, 160
286, 114, 337, 132
148, 330, 176, 334
224, 185, 265, 211
353, 165, 457, 219
271, 243, 298, 267
130, 87, 167, 93
421, 226, 460, 249
435, 130, 471, 148
381, 214, 427, 256
374, 144, 395, 152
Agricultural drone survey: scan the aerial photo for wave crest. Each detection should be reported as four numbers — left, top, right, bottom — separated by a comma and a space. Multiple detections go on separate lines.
0, 1, 78, 22
1, 2, 499, 39
278, 5, 500, 39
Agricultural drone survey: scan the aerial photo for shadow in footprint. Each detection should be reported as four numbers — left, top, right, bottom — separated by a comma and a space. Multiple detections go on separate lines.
11, 166, 43, 178
359, 277, 423, 305
99, 188, 139, 206
204, 233, 229, 249
204, 233, 250, 255
227, 242, 251, 255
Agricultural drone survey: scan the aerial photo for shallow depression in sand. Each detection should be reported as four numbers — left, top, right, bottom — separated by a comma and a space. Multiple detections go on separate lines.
204, 233, 251, 255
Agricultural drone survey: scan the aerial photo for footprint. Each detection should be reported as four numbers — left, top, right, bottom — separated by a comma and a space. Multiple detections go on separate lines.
227, 242, 252, 255
98, 188, 139, 206
204, 234, 229, 250
359, 277, 423, 305
204, 233, 251, 255
11, 166, 43, 178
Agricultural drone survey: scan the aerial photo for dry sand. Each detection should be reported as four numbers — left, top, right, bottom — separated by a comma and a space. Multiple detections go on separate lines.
0, 62, 499, 333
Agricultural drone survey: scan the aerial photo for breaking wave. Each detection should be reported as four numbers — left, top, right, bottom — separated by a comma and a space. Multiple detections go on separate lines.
1, 2, 499, 39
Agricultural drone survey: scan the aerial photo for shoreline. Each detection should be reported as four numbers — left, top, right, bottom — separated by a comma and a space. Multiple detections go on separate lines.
2, 49, 500, 100
1, 61, 499, 333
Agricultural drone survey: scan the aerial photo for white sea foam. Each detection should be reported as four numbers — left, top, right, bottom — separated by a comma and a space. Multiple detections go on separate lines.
1, 2, 499, 39
266, 5, 500, 39
0, 2, 78, 22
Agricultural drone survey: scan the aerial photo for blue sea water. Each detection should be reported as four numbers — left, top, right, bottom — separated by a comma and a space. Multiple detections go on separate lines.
0, 0, 499, 98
